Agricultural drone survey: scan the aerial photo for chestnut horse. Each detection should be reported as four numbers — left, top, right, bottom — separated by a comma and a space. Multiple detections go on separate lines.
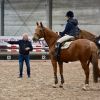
33, 22, 100, 90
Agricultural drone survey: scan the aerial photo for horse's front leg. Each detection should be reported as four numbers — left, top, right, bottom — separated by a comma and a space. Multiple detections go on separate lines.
51, 58, 58, 88
58, 62, 64, 88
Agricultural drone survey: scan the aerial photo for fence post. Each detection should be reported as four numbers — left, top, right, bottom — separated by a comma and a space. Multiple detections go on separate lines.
46, 0, 52, 29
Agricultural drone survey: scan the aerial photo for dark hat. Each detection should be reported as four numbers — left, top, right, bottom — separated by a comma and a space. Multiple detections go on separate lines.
66, 11, 74, 17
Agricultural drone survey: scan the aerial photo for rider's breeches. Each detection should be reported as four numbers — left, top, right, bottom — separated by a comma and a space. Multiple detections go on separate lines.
57, 35, 74, 43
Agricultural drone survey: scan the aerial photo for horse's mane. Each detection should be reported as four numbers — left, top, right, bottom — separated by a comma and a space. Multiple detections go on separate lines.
44, 27, 59, 37
81, 30, 96, 37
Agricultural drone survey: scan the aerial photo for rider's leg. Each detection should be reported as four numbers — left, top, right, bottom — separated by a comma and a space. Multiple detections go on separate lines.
56, 35, 74, 61
57, 35, 74, 43
56, 36, 67, 61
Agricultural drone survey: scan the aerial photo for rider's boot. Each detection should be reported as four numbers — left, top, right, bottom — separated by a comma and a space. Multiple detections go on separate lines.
55, 42, 62, 61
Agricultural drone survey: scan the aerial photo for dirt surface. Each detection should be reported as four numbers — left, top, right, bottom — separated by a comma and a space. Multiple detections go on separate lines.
0, 60, 100, 100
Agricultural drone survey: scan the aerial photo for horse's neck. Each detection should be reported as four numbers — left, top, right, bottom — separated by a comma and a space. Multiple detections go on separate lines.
44, 28, 58, 48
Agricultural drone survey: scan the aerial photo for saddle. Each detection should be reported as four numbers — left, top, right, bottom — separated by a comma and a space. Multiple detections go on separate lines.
61, 41, 73, 49
61, 37, 75, 49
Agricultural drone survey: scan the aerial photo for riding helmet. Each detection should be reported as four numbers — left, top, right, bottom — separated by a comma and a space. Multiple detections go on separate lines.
66, 11, 74, 18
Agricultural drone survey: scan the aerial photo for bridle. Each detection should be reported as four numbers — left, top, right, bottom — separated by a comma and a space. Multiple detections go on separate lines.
41, 27, 46, 39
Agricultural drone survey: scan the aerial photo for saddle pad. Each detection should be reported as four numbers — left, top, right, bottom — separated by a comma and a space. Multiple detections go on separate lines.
61, 41, 72, 49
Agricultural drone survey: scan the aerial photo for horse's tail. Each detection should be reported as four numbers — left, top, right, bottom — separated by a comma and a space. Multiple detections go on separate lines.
90, 42, 100, 83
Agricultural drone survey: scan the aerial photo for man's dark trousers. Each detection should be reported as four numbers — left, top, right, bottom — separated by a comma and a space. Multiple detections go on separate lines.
19, 54, 30, 77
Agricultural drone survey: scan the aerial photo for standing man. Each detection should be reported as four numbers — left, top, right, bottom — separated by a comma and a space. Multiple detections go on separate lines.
8, 33, 33, 78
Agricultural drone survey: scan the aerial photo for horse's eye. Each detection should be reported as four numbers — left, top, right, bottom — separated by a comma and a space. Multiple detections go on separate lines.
40, 30, 42, 33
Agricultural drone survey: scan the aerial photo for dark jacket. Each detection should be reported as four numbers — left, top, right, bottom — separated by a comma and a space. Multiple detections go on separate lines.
60, 18, 80, 37
8, 40, 33, 55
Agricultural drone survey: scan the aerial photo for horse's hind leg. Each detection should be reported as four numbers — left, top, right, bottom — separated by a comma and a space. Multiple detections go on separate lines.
91, 55, 99, 82
58, 62, 64, 88
81, 61, 90, 90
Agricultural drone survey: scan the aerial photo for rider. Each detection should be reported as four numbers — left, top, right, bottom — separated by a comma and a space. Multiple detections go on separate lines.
56, 11, 80, 61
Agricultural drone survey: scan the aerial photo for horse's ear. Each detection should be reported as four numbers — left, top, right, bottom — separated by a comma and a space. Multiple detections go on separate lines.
36, 22, 39, 26
40, 22, 43, 28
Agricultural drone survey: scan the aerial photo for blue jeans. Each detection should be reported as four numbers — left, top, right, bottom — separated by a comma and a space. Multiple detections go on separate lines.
19, 54, 30, 77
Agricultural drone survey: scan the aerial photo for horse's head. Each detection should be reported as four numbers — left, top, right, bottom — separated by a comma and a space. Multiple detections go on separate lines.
33, 22, 45, 42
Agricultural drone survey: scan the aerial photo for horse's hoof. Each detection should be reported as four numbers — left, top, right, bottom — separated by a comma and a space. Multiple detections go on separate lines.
82, 86, 87, 91
82, 84, 89, 91
59, 84, 63, 88
52, 84, 57, 88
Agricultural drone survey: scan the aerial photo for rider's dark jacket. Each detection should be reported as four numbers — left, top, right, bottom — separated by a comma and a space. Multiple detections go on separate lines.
60, 18, 80, 37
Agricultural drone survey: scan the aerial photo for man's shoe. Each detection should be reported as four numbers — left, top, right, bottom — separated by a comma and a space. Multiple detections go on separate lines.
18, 76, 22, 78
